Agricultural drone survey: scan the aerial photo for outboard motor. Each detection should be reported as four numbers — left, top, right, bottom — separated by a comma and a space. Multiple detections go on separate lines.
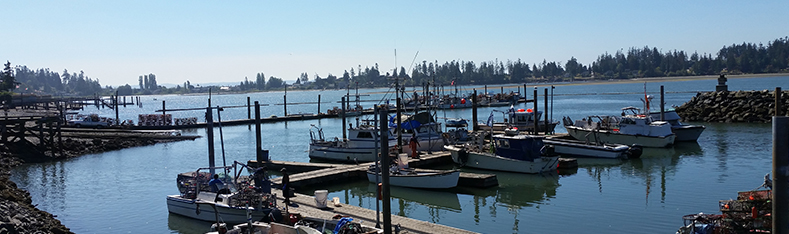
626, 144, 643, 159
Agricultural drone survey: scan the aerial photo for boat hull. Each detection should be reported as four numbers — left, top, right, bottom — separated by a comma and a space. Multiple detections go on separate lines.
672, 125, 705, 142
308, 145, 379, 162
366, 170, 460, 189
566, 126, 675, 148
543, 138, 629, 159
166, 195, 270, 224
444, 145, 559, 174
478, 122, 558, 133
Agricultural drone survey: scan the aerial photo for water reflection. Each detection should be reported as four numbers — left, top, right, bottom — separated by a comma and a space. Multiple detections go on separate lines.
11, 160, 69, 214
455, 171, 560, 233
167, 213, 214, 234
363, 183, 461, 211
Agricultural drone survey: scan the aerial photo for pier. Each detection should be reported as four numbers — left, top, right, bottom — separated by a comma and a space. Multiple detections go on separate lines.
270, 185, 478, 234
249, 152, 499, 189
246, 151, 496, 234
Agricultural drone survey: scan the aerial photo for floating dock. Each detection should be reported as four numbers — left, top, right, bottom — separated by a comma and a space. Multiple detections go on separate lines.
270, 185, 479, 234
250, 152, 499, 189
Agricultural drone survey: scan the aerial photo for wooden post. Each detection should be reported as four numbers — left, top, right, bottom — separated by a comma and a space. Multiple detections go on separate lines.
544, 88, 548, 134
776, 87, 782, 117
115, 91, 120, 125
247, 97, 251, 119
206, 107, 216, 175
472, 89, 478, 131
533, 88, 538, 134
162, 100, 166, 117
317, 95, 321, 115
255, 101, 263, 166
773, 116, 788, 234
123, 96, 127, 107
284, 85, 288, 116
660, 86, 665, 121
379, 108, 392, 234
342, 97, 347, 140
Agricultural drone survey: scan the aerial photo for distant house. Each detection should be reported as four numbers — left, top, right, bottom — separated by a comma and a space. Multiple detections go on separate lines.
220, 86, 230, 91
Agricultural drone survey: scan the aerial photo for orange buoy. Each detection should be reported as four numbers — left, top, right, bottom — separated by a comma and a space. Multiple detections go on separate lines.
526, 108, 532, 113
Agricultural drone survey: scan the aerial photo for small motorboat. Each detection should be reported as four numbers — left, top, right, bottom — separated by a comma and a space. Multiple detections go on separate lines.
308, 124, 396, 163
367, 153, 459, 189
166, 161, 280, 224
543, 137, 643, 159
444, 131, 559, 174
563, 106, 676, 148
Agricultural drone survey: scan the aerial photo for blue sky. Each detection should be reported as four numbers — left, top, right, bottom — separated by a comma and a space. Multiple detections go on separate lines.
3, 1, 787, 87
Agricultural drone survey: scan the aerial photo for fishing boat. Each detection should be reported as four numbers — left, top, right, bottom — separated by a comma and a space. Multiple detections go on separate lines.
443, 131, 560, 174
308, 124, 395, 163
563, 107, 676, 148
390, 111, 446, 153
166, 161, 279, 224
648, 109, 705, 142
478, 107, 558, 133
543, 136, 642, 159
366, 154, 460, 189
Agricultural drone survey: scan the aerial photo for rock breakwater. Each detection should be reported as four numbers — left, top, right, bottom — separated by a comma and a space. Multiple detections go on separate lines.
0, 128, 196, 233
675, 90, 789, 123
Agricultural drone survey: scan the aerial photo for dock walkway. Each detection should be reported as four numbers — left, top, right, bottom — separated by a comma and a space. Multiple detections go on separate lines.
253, 152, 499, 189
271, 186, 478, 234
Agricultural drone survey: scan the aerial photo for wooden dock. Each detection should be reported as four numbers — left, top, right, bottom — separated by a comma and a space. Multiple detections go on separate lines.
250, 152, 498, 189
247, 152, 489, 233
271, 186, 479, 234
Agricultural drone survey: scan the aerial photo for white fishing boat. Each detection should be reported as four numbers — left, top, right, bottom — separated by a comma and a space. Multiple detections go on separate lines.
543, 137, 643, 159
390, 112, 446, 153
166, 162, 280, 224
478, 107, 559, 133
648, 109, 705, 142
563, 107, 676, 148
308, 124, 395, 163
443, 131, 560, 174
366, 154, 460, 189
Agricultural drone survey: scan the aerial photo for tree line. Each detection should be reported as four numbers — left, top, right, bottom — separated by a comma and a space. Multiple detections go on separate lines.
5, 36, 789, 96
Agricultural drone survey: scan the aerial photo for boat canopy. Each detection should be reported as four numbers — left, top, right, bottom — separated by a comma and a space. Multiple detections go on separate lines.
389, 112, 435, 130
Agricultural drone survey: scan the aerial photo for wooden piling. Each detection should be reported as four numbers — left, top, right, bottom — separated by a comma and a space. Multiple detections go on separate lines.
773, 116, 788, 234
342, 97, 347, 140
533, 88, 538, 134
379, 108, 392, 234
247, 97, 251, 119
255, 101, 262, 167
544, 88, 548, 134
472, 89, 478, 131
317, 95, 321, 115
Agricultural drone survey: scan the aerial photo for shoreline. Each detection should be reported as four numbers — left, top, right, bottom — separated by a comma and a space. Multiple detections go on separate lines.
0, 108, 198, 233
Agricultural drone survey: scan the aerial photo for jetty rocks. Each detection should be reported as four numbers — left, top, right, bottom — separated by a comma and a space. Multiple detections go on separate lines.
675, 90, 789, 123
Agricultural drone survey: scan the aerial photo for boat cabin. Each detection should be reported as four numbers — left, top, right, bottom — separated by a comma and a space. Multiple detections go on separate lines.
507, 109, 543, 125
492, 134, 546, 161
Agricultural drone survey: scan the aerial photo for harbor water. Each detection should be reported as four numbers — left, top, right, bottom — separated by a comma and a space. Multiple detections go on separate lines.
10, 76, 785, 233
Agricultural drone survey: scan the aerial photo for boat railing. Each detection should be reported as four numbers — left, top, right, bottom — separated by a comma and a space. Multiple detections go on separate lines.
309, 124, 325, 143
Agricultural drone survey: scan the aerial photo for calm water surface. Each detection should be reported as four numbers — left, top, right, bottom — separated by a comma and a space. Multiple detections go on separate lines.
10, 76, 784, 233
